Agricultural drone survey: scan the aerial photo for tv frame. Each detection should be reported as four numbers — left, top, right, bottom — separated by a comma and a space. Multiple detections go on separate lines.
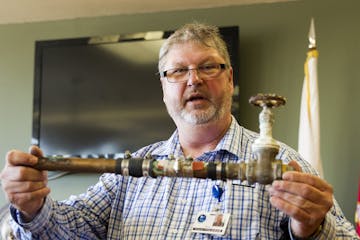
32, 26, 240, 156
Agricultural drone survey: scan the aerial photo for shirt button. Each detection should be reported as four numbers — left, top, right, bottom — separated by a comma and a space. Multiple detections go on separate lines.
173, 229, 178, 234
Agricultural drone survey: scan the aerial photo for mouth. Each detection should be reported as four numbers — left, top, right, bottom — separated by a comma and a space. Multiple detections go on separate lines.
185, 93, 209, 107
187, 95, 205, 102
186, 93, 207, 102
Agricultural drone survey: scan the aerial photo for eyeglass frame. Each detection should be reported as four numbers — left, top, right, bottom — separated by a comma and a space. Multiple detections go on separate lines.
159, 63, 228, 83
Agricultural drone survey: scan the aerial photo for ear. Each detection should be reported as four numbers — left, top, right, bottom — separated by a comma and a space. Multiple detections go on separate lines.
160, 78, 166, 103
228, 66, 234, 85
227, 67, 234, 94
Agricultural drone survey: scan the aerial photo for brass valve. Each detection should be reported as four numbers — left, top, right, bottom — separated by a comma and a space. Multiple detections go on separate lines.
247, 93, 293, 184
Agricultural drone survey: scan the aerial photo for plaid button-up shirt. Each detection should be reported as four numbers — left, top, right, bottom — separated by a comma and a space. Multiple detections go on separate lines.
11, 117, 358, 239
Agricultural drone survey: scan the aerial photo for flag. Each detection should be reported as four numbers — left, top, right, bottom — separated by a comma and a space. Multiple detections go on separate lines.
298, 19, 324, 177
356, 178, 360, 236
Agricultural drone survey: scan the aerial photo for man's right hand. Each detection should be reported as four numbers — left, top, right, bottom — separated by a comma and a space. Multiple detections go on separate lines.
0, 146, 50, 222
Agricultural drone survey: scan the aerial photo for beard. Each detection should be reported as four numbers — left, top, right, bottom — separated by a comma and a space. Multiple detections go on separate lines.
165, 84, 233, 125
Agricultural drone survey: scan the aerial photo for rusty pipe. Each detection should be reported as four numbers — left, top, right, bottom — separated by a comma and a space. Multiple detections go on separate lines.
33, 155, 293, 184
32, 93, 294, 185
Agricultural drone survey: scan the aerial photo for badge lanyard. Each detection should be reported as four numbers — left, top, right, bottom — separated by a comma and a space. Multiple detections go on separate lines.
211, 180, 232, 212
191, 181, 232, 236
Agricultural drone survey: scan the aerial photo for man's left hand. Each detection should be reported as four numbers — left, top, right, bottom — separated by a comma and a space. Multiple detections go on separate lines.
268, 160, 333, 238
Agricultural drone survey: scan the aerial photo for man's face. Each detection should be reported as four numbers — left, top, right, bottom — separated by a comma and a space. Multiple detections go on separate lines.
160, 42, 234, 126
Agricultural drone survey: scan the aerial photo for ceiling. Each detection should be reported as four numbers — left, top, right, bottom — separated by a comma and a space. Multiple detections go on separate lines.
0, 0, 293, 25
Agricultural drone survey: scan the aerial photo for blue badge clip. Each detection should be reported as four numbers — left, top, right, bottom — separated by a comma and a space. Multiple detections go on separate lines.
212, 184, 224, 202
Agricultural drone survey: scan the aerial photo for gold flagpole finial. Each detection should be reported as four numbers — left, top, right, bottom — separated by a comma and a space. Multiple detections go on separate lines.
308, 18, 316, 49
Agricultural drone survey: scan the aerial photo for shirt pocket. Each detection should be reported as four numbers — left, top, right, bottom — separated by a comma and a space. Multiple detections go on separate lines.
226, 180, 259, 239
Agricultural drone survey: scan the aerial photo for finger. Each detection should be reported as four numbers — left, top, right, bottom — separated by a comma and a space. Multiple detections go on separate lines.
271, 180, 333, 207
1, 165, 47, 181
270, 195, 316, 224
287, 160, 302, 172
282, 171, 333, 192
29, 146, 44, 158
7, 187, 50, 212
268, 187, 327, 216
7, 187, 50, 204
2, 180, 48, 194
6, 150, 38, 167
272, 179, 322, 201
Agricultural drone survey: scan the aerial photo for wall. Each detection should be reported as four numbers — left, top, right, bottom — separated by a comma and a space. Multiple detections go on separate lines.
0, 0, 359, 225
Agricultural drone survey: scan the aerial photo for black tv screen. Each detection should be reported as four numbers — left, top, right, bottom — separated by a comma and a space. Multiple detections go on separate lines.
32, 26, 240, 156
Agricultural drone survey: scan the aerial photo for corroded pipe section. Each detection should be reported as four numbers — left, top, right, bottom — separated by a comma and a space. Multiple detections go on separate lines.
32, 93, 294, 184
34, 155, 292, 184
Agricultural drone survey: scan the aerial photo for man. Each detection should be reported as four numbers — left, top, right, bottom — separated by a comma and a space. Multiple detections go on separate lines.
213, 214, 224, 227
0, 23, 358, 239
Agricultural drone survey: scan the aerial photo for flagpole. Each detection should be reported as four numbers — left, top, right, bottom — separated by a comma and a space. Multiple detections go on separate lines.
308, 18, 316, 49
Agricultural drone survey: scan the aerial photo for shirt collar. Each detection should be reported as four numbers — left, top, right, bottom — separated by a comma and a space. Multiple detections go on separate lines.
212, 115, 242, 156
150, 115, 243, 159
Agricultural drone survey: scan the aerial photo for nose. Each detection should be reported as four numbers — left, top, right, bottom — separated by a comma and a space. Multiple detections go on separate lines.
187, 68, 202, 85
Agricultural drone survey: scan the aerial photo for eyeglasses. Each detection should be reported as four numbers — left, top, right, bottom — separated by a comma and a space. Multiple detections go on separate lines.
160, 63, 227, 83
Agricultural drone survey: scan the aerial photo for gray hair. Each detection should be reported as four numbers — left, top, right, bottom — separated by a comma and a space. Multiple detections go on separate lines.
158, 22, 231, 71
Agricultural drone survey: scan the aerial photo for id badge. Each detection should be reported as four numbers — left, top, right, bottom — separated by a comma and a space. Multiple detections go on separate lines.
191, 212, 230, 236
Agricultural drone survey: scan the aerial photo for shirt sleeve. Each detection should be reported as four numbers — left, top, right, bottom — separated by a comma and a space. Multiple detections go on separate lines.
288, 206, 359, 240
9, 173, 121, 239
311, 199, 360, 239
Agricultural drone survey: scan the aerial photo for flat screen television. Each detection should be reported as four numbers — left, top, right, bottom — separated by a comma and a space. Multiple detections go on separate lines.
32, 26, 240, 157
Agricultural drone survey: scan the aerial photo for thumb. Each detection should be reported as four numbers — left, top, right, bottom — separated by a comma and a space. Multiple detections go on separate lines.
287, 160, 302, 172
29, 145, 44, 158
